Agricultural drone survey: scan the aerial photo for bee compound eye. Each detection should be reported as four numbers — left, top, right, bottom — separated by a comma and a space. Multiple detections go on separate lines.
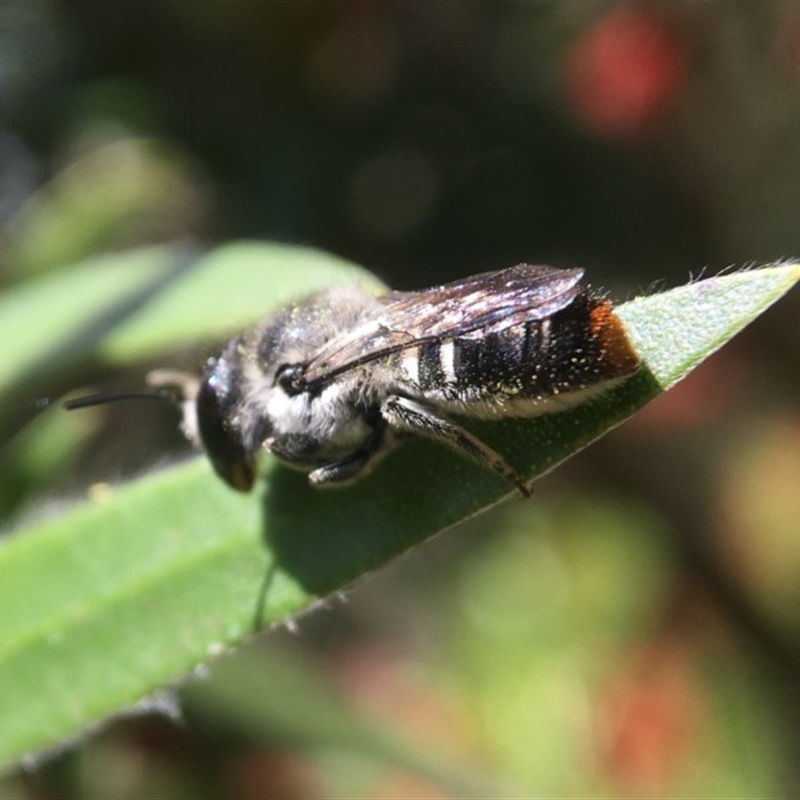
196, 374, 255, 492
275, 363, 305, 395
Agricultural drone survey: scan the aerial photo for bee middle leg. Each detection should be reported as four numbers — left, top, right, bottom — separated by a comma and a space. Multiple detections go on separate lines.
381, 396, 531, 497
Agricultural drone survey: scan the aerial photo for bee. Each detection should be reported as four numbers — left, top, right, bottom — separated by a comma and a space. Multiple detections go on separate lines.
67, 264, 640, 496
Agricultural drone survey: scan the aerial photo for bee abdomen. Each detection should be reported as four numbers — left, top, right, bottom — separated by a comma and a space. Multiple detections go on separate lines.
404, 294, 639, 405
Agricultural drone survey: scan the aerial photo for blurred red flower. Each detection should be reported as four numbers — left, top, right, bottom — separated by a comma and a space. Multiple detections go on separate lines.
563, 7, 688, 140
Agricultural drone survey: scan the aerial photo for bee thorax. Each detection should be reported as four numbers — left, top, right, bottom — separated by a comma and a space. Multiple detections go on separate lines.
239, 367, 378, 466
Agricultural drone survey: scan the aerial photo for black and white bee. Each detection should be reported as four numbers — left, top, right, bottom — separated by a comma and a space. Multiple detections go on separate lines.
67, 264, 640, 496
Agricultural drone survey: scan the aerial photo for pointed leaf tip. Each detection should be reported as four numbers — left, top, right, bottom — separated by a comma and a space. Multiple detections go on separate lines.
617, 261, 800, 389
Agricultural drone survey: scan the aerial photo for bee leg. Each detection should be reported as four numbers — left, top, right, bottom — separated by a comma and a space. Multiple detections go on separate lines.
381, 396, 531, 497
307, 427, 390, 487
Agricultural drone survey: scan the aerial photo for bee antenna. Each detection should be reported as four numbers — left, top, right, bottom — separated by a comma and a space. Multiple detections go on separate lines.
63, 388, 179, 411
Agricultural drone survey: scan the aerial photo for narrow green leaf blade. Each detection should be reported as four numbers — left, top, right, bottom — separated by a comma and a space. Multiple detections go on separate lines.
99, 242, 383, 362
0, 247, 175, 396
0, 242, 378, 398
0, 262, 797, 768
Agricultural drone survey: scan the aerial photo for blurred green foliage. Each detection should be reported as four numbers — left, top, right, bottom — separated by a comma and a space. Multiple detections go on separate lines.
2, 1, 800, 798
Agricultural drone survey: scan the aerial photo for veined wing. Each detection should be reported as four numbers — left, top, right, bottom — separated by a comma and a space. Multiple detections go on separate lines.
302, 264, 584, 387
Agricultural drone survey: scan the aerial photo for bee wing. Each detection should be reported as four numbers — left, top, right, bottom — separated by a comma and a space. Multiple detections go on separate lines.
303, 264, 584, 386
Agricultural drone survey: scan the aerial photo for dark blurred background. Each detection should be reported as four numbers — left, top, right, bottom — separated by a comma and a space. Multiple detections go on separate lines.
3, 1, 800, 797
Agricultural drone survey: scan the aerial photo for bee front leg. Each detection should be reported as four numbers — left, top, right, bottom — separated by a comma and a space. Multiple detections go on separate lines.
381, 396, 531, 497
307, 426, 391, 487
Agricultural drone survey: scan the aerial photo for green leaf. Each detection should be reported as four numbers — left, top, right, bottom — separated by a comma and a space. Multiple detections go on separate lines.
0, 241, 379, 398
0, 246, 175, 397
0, 261, 797, 768
98, 242, 383, 362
